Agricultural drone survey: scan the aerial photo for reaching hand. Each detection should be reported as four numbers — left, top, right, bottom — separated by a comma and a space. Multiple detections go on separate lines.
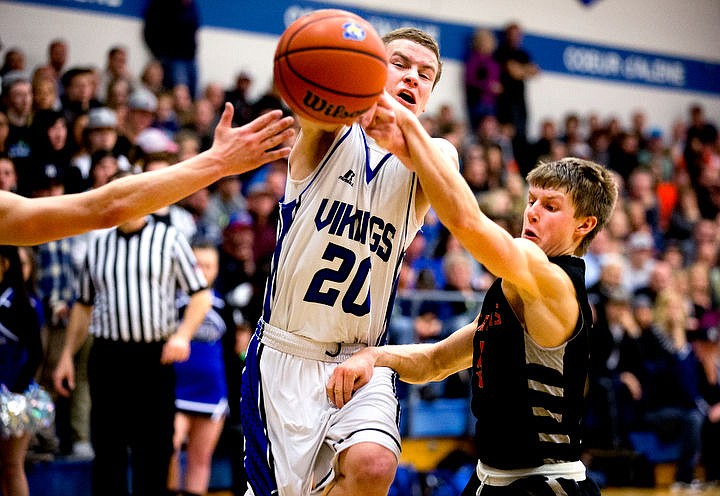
326, 348, 378, 408
364, 92, 414, 165
209, 103, 296, 176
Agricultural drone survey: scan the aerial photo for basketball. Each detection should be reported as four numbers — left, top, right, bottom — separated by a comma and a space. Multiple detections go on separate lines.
273, 9, 388, 125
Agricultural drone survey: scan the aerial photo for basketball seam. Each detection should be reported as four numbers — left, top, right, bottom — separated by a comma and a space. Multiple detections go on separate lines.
274, 46, 387, 65
276, 51, 385, 98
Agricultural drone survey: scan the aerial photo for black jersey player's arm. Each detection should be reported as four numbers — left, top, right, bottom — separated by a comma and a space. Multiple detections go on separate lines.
367, 92, 597, 348
327, 318, 476, 408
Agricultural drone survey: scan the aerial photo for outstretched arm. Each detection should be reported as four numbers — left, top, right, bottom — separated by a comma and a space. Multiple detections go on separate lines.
366, 93, 548, 295
0, 104, 295, 245
327, 321, 476, 408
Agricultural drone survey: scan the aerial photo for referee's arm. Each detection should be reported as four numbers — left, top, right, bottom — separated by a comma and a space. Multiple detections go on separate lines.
161, 288, 212, 364
53, 302, 92, 397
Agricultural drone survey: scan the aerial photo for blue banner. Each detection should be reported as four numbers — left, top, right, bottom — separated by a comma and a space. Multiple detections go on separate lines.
6, 0, 720, 95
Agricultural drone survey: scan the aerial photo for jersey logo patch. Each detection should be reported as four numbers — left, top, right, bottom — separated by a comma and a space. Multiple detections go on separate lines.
339, 169, 355, 186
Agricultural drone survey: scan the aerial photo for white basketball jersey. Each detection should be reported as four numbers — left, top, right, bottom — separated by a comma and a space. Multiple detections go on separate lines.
263, 124, 422, 345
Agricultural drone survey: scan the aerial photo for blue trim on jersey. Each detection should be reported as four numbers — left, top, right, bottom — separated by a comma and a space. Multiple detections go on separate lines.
262, 126, 354, 322
377, 173, 419, 347
361, 127, 393, 184
241, 327, 278, 496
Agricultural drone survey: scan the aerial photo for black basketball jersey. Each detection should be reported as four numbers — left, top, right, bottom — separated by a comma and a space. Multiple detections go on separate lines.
470, 255, 592, 469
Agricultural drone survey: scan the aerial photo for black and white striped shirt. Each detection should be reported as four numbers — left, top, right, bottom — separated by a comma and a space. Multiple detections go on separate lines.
77, 218, 207, 343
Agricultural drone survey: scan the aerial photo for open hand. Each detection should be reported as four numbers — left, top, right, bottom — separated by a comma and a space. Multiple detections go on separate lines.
210, 103, 296, 175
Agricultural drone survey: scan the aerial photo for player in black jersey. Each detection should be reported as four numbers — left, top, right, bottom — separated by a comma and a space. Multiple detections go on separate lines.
328, 92, 618, 496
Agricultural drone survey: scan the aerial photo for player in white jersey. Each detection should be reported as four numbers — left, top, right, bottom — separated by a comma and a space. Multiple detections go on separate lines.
241, 28, 458, 496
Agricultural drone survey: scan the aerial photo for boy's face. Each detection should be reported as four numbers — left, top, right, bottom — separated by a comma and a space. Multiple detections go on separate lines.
193, 247, 219, 286
384, 39, 438, 116
522, 186, 584, 257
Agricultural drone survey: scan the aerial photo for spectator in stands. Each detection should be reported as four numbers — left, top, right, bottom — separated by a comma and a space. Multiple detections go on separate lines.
0, 47, 25, 77
226, 70, 254, 127
608, 132, 640, 181
46, 39, 68, 85
32, 73, 60, 112
202, 174, 246, 238
69, 107, 131, 192
2, 72, 33, 189
0, 111, 9, 156
175, 128, 201, 161
60, 67, 102, 130
182, 97, 218, 152
120, 87, 158, 162
203, 81, 225, 114
460, 143, 490, 195
493, 21, 539, 172
143, 0, 200, 98
96, 45, 135, 103
584, 286, 642, 450
245, 181, 278, 274
28, 109, 83, 195
623, 230, 657, 293
139, 59, 166, 96
214, 212, 265, 329
634, 288, 704, 488
154, 91, 181, 137
463, 28, 501, 133
530, 118, 559, 166
0, 155, 17, 193
561, 113, 592, 159
629, 109, 650, 151
689, 316, 720, 486
684, 103, 718, 193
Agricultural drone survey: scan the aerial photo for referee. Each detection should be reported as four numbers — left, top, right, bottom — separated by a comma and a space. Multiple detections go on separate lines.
53, 172, 211, 496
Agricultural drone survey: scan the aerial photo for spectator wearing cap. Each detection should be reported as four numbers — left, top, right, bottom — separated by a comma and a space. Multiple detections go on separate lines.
69, 107, 131, 193
120, 88, 158, 163
623, 230, 657, 293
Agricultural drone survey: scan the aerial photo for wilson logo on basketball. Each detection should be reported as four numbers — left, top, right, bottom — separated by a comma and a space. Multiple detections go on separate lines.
342, 22, 366, 41
302, 91, 370, 120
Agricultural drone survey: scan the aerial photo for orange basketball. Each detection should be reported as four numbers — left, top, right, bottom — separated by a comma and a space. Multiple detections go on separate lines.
273, 9, 388, 125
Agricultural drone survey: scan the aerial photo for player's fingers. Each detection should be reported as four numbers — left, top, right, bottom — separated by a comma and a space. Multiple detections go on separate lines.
264, 146, 293, 163
244, 109, 285, 133
217, 102, 235, 129
326, 374, 341, 408
342, 371, 356, 407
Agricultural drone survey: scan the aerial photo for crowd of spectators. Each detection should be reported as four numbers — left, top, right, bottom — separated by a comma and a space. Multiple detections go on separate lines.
1, 18, 720, 491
